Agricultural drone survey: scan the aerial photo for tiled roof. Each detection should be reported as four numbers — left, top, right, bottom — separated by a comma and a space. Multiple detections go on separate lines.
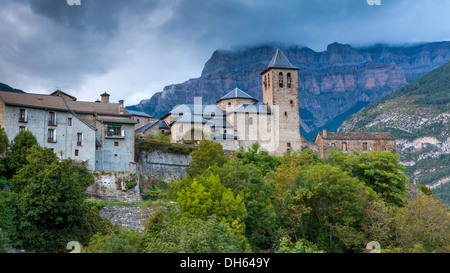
169, 104, 227, 116
135, 120, 158, 133
260, 49, 299, 74
158, 120, 170, 129
97, 117, 137, 124
171, 112, 212, 125
0, 91, 69, 111
232, 102, 272, 114
65, 100, 130, 116
135, 120, 169, 133
318, 131, 396, 140
127, 110, 153, 118
0, 90, 132, 117
216, 88, 257, 103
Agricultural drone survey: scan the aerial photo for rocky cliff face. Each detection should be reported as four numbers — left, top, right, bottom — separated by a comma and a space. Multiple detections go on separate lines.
128, 41, 450, 141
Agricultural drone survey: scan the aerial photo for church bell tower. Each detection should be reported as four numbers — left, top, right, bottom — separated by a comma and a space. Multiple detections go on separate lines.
260, 49, 302, 154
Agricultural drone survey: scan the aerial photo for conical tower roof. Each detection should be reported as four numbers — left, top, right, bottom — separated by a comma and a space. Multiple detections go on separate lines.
260, 49, 299, 74
216, 87, 257, 103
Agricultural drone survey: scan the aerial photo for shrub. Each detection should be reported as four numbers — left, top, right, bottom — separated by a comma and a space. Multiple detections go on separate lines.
0, 228, 11, 253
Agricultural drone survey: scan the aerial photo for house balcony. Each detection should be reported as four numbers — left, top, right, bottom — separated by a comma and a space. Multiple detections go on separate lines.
48, 120, 57, 126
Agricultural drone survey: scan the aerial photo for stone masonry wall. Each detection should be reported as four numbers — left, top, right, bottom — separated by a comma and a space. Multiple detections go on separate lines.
136, 150, 192, 179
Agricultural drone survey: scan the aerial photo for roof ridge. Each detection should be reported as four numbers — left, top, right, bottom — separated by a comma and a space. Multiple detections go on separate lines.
260, 48, 300, 74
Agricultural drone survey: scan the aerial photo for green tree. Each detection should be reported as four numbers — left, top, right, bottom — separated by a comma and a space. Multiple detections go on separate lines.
175, 173, 247, 233
385, 195, 450, 253
187, 140, 227, 177
276, 236, 324, 253
267, 150, 321, 238
0, 125, 8, 155
327, 150, 409, 206
83, 228, 144, 253
234, 143, 280, 176
208, 159, 278, 251
9, 146, 95, 252
145, 212, 250, 253
289, 163, 377, 252
5, 130, 38, 178
0, 228, 11, 253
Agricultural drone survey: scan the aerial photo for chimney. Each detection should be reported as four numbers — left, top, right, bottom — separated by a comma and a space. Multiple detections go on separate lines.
119, 99, 124, 114
323, 128, 327, 138
100, 92, 110, 103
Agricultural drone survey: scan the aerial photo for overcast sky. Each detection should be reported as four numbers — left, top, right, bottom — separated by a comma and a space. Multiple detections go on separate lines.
1, 0, 450, 106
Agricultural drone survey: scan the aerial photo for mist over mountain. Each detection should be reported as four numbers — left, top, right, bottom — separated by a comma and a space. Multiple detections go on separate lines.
127, 41, 450, 141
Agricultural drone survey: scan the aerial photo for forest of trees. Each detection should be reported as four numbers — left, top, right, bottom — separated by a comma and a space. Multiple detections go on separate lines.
0, 129, 449, 253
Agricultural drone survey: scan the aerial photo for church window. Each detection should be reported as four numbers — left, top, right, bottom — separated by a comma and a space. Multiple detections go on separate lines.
287, 73, 292, 88
279, 72, 283, 88
264, 76, 267, 88
290, 100, 293, 105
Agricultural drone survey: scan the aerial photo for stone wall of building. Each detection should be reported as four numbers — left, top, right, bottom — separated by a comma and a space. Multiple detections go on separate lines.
317, 136, 396, 158
136, 150, 192, 179
95, 123, 136, 171
2, 105, 97, 170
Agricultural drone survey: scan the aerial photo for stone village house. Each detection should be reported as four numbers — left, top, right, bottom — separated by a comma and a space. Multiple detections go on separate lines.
0, 90, 137, 171
314, 129, 396, 158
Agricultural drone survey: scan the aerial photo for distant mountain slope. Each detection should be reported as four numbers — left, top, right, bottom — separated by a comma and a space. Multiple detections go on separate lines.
128, 41, 450, 141
0, 82, 26, 93
340, 61, 450, 204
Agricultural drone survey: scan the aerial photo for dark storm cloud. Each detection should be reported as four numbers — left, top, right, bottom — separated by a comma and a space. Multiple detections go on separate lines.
1, 0, 449, 105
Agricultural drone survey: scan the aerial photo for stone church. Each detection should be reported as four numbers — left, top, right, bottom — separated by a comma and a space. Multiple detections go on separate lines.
136, 49, 304, 155
136, 49, 396, 157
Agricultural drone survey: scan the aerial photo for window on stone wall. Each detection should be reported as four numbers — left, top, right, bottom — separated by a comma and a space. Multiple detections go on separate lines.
114, 141, 119, 147
19, 109, 27, 122
19, 126, 26, 133
75, 149, 79, 156
48, 112, 56, 126
249, 117, 253, 125
47, 129, 55, 143
107, 125, 123, 137
68, 117, 72, 126
287, 73, 292, 88
363, 142, 368, 151
342, 142, 348, 152
77, 133, 82, 146
331, 143, 336, 147
279, 72, 283, 88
